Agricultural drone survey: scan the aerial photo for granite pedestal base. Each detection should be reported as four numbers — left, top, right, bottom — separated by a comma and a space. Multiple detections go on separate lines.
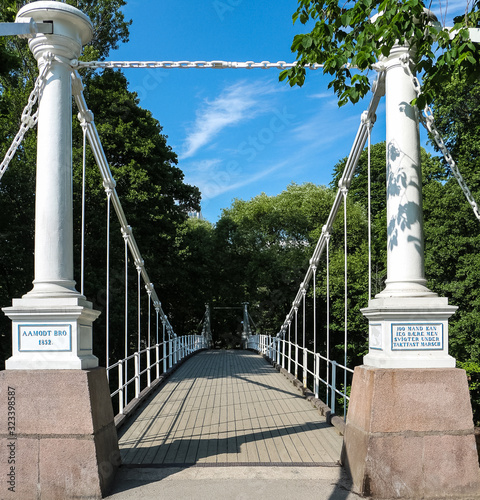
342, 366, 480, 499
0, 368, 120, 499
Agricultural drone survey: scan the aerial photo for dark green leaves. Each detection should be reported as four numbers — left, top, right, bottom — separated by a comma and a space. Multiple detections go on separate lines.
283, 0, 480, 108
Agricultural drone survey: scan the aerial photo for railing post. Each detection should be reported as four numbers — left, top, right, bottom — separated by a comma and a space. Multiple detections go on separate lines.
134, 352, 140, 399
163, 337, 167, 373
118, 362, 124, 415
288, 337, 291, 374
169, 338, 173, 368
303, 347, 307, 389
156, 343, 160, 379
173, 337, 177, 364
294, 341, 298, 381
281, 338, 285, 369
331, 360, 337, 416
315, 353, 319, 399
146, 347, 151, 387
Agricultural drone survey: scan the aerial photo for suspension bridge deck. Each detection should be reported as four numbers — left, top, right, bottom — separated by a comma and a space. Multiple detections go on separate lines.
106, 350, 364, 499
117, 349, 343, 466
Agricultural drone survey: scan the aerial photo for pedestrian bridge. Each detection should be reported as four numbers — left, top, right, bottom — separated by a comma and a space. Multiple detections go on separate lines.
2, 3, 480, 499
106, 349, 360, 499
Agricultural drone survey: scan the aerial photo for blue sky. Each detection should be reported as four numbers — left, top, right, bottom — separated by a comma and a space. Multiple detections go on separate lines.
110, 0, 467, 222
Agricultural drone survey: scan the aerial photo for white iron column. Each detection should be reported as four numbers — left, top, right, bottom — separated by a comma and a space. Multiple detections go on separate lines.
362, 43, 456, 368
382, 46, 430, 297
32, 49, 76, 295
3, 2, 100, 369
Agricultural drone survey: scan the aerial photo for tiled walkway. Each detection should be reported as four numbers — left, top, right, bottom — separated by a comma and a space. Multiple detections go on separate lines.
118, 350, 343, 466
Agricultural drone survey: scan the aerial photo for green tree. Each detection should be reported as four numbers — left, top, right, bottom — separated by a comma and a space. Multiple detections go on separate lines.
424, 74, 480, 366
280, 0, 480, 108
0, 1, 200, 367
169, 217, 217, 336
212, 182, 369, 363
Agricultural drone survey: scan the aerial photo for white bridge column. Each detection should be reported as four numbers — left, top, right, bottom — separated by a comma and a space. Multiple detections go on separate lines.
0, 5, 120, 500
362, 43, 456, 369
3, 1, 100, 369
343, 37, 480, 499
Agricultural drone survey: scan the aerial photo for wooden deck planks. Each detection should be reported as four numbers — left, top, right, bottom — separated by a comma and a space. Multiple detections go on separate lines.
118, 350, 343, 466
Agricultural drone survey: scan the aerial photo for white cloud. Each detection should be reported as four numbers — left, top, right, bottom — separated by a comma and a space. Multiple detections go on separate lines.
184, 157, 287, 201
179, 80, 275, 160
308, 92, 333, 100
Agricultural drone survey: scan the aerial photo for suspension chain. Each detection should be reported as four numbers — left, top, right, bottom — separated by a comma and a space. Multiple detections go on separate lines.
74, 59, 323, 70
400, 55, 480, 221
0, 53, 54, 181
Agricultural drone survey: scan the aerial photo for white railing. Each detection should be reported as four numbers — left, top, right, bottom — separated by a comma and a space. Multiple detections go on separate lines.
247, 334, 353, 417
108, 334, 207, 417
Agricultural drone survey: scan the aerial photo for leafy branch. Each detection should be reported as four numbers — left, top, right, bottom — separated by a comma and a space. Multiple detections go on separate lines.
280, 0, 480, 108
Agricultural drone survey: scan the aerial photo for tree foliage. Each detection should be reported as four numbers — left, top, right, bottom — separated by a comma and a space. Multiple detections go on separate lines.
280, 0, 480, 107
0, 0, 200, 366
209, 183, 369, 363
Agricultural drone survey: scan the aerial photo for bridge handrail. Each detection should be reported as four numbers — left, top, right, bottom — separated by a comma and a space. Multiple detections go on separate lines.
107, 335, 207, 416
247, 334, 353, 417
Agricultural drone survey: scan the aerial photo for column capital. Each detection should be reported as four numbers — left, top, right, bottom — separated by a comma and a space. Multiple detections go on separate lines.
17, 1, 92, 62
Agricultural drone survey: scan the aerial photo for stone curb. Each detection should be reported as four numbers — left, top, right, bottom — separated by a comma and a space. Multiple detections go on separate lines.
114, 348, 206, 430
262, 354, 345, 436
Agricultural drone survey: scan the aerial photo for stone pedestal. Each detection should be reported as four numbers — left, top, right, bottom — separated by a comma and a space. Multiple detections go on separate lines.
4, 296, 100, 370
363, 296, 457, 368
0, 368, 120, 499
342, 366, 480, 498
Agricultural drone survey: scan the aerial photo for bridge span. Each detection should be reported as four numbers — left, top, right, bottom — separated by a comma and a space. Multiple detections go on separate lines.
106, 350, 360, 499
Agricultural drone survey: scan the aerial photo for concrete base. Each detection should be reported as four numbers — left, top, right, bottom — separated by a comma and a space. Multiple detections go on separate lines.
0, 368, 120, 499
342, 366, 480, 499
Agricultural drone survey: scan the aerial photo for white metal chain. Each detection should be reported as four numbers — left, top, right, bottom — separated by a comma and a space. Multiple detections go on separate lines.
400, 55, 480, 221
73, 59, 323, 70
0, 53, 54, 181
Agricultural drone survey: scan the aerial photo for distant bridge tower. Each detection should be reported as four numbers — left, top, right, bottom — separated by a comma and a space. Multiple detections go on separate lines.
242, 302, 253, 348
201, 303, 213, 347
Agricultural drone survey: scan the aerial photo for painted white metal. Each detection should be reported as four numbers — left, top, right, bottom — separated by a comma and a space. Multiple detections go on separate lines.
362, 44, 457, 369
247, 334, 352, 417
0, 19, 52, 37
107, 336, 207, 417
3, 1, 100, 370
75, 60, 324, 70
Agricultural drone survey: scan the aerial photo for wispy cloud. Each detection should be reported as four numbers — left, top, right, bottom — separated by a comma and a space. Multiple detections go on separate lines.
179, 80, 275, 160
308, 92, 333, 100
184, 157, 286, 201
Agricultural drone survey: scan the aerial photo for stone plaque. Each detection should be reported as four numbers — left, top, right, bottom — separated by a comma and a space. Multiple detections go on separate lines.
18, 324, 72, 352
391, 323, 443, 351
